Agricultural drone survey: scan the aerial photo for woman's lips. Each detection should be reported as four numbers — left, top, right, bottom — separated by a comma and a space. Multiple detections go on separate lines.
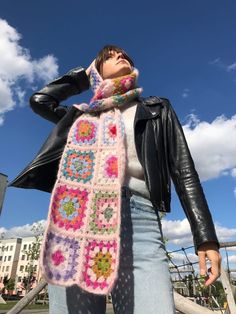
117, 59, 128, 65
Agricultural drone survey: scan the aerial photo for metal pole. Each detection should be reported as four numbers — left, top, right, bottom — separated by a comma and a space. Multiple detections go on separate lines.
7, 280, 47, 314
219, 241, 236, 248
0, 173, 8, 216
174, 291, 215, 314
220, 267, 236, 314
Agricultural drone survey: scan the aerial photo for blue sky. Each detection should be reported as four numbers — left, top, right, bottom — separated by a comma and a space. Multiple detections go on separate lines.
0, 1, 236, 267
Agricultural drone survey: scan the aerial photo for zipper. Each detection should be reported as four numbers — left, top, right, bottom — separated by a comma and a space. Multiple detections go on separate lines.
152, 119, 164, 205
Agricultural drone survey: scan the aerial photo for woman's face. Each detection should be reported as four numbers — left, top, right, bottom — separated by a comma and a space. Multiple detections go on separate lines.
100, 50, 132, 79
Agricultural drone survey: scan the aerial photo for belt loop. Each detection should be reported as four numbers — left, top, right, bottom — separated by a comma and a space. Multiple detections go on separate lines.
121, 186, 132, 198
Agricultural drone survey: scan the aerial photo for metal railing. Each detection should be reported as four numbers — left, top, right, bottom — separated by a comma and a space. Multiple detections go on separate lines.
5, 241, 236, 314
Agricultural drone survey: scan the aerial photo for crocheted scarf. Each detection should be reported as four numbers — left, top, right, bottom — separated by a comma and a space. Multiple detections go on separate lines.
40, 65, 142, 294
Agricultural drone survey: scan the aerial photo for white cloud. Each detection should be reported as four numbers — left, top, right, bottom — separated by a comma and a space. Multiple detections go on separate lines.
209, 57, 221, 65
215, 223, 236, 242
182, 88, 190, 99
32, 56, 59, 83
225, 247, 236, 252
183, 114, 236, 181
162, 218, 236, 248
162, 218, 192, 246
231, 168, 236, 178
0, 19, 59, 125
209, 57, 226, 70
0, 220, 46, 239
209, 57, 221, 64
170, 252, 198, 264
209, 57, 236, 72
223, 255, 236, 264
227, 62, 236, 72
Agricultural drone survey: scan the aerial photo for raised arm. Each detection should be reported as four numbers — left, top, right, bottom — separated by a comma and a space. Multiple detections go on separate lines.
30, 67, 90, 123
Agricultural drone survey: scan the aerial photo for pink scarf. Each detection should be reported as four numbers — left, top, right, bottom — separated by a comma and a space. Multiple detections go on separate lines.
40, 65, 142, 294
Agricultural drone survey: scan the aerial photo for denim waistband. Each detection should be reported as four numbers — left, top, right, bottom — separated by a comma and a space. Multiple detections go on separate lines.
121, 186, 150, 200
121, 186, 158, 214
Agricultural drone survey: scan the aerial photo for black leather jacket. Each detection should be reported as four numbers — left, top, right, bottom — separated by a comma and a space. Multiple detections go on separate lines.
9, 67, 219, 252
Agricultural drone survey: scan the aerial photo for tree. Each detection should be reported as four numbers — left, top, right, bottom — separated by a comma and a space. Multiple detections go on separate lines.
211, 281, 227, 307
2, 276, 15, 297
5, 278, 15, 294
21, 222, 44, 293
2, 276, 8, 294
21, 275, 36, 293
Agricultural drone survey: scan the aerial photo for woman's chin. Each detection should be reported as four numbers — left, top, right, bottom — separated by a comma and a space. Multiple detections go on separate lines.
113, 68, 132, 79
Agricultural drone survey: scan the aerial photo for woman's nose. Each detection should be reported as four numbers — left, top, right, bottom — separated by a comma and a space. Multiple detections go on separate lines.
117, 52, 123, 60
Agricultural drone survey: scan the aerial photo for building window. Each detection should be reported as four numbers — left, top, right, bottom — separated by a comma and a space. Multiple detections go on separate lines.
34, 265, 37, 272
10, 245, 13, 251
8, 256, 12, 261
0, 277, 2, 283
4, 256, 7, 262
21, 255, 25, 260
1, 246, 4, 252
18, 276, 22, 282
20, 265, 24, 272
2, 266, 5, 272
23, 244, 27, 250
6, 266, 9, 271
5, 246, 8, 251
29, 244, 31, 250
0, 256, 2, 261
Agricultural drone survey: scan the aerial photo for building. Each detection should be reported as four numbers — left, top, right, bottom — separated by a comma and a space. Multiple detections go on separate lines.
15, 236, 42, 295
0, 238, 22, 289
0, 236, 42, 295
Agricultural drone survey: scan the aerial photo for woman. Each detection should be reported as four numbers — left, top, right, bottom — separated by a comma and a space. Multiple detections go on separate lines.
10, 45, 221, 314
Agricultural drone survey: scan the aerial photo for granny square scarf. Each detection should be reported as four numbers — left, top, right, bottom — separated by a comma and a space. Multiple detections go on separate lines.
39, 64, 142, 294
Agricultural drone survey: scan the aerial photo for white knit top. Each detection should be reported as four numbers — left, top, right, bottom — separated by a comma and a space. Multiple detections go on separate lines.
120, 102, 150, 199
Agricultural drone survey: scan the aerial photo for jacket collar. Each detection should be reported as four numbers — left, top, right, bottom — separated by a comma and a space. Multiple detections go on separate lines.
134, 96, 163, 122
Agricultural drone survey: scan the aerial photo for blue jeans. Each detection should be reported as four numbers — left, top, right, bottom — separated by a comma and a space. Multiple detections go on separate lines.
48, 188, 175, 314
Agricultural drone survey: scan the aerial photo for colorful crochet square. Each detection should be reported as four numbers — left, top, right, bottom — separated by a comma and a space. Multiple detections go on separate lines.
43, 231, 80, 283
97, 151, 119, 184
102, 116, 118, 145
51, 185, 89, 231
89, 67, 102, 93
104, 155, 118, 178
82, 239, 118, 291
71, 120, 97, 145
62, 149, 95, 183
89, 191, 118, 234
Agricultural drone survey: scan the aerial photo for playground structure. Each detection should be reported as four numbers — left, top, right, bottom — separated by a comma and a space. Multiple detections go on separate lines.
1, 241, 235, 314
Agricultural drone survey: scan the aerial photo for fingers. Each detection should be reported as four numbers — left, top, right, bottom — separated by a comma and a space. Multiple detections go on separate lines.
198, 250, 221, 287
198, 251, 207, 276
204, 254, 221, 286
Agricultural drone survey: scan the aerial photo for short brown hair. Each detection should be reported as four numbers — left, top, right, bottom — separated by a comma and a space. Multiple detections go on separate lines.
95, 45, 134, 74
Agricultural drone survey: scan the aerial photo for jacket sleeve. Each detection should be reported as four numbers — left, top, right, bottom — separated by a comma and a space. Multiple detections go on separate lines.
165, 100, 219, 253
30, 67, 90, 123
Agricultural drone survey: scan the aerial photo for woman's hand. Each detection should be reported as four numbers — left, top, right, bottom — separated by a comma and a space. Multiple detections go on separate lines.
197, 242, 221, 286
